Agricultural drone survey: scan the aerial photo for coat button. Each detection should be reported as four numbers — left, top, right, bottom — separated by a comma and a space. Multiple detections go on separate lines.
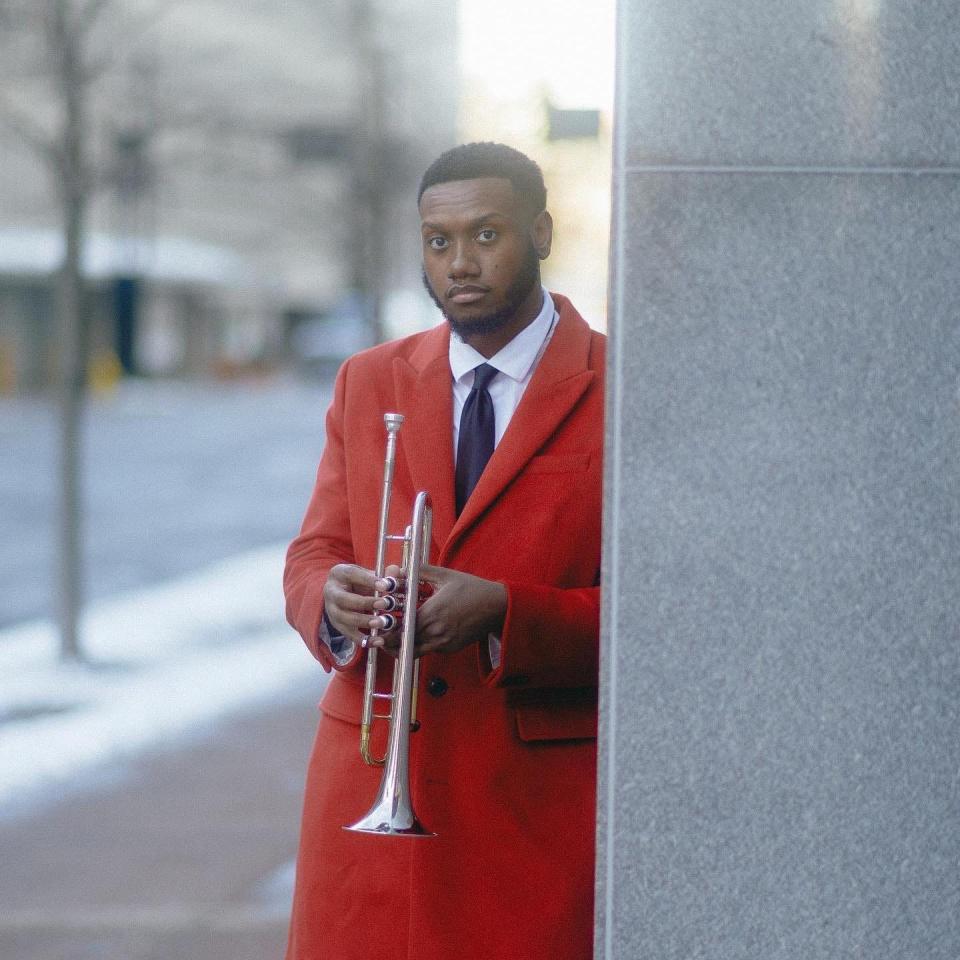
427, 676, 448, 698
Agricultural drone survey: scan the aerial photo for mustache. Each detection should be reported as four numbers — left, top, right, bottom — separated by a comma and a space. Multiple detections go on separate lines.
445, 283, 490, 298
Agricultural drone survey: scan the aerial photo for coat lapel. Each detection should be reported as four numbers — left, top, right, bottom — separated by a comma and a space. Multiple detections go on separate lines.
392, 325, 457, 553
446, 296, 595, 552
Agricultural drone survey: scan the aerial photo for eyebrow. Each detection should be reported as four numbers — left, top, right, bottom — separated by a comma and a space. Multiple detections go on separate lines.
420, 212, 510, 232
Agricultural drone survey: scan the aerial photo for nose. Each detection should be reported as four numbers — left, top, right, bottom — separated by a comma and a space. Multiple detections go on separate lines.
448, 240, 479, 279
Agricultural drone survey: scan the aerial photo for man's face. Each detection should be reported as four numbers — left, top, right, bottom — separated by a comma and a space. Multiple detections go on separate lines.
419, 177, 549, 341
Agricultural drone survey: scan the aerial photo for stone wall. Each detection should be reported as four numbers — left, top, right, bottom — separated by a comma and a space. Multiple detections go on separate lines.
597, 3, 960, 956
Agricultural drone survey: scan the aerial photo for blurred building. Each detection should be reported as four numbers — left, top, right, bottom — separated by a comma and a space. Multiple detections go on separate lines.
0, 0, 457, 392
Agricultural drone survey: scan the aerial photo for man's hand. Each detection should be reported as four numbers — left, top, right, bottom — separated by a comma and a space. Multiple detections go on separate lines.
322, 563, 382, 642
371, 564, 507, 657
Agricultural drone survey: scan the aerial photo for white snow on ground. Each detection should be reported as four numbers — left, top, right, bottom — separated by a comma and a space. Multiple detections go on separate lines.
0, 544, 326, 816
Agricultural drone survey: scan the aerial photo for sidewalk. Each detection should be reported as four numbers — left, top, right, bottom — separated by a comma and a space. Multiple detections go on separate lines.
0, 686, 320, 960
0, 546, 330, 959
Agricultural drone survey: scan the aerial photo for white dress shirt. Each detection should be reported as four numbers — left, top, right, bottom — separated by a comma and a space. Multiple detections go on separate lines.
449, 287, 559, 458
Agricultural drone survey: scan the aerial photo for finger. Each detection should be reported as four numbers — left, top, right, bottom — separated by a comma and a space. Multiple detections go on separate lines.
414, 635, 447, 656
412, 612, 446, 650
368, 617, 402, 650
368, 613, 401, 633
326, 612, 370, 644
373, 593, 405, 612
374, 564, 404, 594
327, 584, 378, 616
374, 575, 403, 595
330, 563, 379, 596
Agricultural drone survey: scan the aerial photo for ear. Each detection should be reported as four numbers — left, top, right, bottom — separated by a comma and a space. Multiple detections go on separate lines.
531, 210, 553, 260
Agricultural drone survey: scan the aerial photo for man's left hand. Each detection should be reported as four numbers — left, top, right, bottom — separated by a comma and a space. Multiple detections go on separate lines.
370, 564, 506, 657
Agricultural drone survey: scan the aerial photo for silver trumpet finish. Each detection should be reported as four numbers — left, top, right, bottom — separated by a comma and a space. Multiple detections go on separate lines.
344, 413, 435, 838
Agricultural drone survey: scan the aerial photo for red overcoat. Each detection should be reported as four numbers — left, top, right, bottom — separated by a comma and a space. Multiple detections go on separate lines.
284, 295, 604, 960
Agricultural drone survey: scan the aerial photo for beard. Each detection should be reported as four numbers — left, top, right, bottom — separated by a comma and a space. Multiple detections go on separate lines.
421, 242, 541, 340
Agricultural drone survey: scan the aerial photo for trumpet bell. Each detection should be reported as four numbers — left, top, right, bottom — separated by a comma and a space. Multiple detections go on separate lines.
344, 742, 435, 837
343, 789, 435, 838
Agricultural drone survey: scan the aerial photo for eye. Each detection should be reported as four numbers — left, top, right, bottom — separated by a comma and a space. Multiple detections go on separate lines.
427, 236, 448, 250
477, 228, 497, 243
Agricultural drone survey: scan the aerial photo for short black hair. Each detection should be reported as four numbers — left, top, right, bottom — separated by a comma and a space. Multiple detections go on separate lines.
418, 142, 547, 218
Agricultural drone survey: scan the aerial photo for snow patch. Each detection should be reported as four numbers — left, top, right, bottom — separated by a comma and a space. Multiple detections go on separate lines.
0, 544, 325, 816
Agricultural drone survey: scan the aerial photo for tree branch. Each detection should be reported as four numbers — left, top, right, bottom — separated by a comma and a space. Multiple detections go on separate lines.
0, 92, 59, 166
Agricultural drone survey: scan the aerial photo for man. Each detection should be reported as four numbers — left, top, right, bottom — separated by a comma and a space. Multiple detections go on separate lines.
284, 142, 604, 960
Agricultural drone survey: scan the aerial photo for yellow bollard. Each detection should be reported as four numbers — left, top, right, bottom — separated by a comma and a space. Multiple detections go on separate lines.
0, 337, 17, 396
89, 348, 123, 395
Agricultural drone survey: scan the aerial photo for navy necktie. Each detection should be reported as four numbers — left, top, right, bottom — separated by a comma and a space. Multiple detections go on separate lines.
455, 363, 497, 515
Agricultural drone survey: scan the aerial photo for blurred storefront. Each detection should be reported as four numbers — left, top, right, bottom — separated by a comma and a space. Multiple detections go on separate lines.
0, 228, 273, 391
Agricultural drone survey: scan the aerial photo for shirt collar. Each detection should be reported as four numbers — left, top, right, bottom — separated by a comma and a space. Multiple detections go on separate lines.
449, 287, 557, 384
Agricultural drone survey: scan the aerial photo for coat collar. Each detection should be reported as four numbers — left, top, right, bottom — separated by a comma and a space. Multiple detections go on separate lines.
392, 294, 595, 557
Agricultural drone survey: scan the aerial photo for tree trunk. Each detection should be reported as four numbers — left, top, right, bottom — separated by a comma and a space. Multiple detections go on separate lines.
351, 0, 387, 345
54, 0, 88, 662
56, 191, 86, 661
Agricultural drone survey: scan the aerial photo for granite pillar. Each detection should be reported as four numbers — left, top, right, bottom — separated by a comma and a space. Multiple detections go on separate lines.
597, 3, 960, 957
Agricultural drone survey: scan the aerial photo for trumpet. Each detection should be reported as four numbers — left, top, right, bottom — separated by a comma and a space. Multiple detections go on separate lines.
343, 412, 435, 838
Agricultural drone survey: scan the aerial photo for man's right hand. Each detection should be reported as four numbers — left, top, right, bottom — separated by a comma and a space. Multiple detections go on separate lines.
322, 564, 383, 642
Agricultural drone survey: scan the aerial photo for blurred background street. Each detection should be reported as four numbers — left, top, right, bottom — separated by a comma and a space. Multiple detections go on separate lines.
0, 378, 330, 630
0, 377, 333, 960
0, 0, 613, 956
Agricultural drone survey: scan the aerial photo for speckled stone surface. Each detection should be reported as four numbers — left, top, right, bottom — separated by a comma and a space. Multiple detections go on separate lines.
620, 1, 960, 166
598, 171, 960, 956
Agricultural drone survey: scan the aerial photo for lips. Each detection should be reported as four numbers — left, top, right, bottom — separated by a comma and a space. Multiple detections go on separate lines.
447, 284, 489, 304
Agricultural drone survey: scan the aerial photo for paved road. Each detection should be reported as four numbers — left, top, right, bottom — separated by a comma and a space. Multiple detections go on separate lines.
0, 376, 332, 630
0, 679, 324, 960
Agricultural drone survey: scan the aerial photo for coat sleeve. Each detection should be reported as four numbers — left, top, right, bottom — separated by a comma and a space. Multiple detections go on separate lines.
480, 580, 600, 691
283, 360, 363, 674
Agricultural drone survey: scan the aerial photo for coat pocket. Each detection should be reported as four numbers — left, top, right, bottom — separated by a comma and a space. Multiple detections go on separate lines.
510, 686, 598, 742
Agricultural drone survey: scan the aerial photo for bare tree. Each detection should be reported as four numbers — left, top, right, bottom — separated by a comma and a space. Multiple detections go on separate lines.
0, 0, 151, 660
0, 0, 430, 659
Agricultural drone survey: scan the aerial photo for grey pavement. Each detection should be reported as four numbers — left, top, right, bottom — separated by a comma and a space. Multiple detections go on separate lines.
0, 677, 324, 960
0, 376, 331, 630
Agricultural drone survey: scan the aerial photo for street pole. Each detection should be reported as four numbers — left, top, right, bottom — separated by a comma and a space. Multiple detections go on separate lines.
52, 0, 89, 661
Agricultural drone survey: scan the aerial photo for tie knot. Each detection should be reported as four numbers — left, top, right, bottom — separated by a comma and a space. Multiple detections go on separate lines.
471, 363, 498, 391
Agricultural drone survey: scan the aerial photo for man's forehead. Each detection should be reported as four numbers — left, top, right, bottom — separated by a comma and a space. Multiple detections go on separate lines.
419, 177, 521, 224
